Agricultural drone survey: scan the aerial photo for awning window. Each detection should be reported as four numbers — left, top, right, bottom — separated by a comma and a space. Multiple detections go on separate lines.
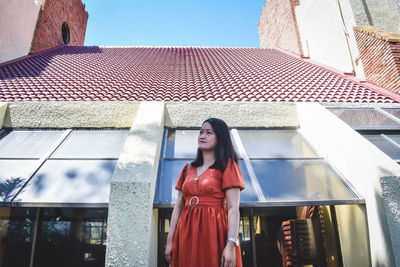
0, 129, 129, 206
154, 129, 361, 208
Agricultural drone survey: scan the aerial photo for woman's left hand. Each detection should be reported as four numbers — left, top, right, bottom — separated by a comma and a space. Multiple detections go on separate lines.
221, 242, 236, 267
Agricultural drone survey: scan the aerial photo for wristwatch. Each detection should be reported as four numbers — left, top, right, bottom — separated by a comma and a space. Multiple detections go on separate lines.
226, 237, 239, 246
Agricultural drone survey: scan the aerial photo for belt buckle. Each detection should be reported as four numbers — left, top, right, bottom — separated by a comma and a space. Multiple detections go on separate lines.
189, 196, 199, 208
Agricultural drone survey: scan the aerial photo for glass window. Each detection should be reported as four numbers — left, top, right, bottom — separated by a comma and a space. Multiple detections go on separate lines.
165, 130, 199, 159
329, 109, 400, 128
14, 160, 117, 205
34, 208, 107, 267
51, 130, 129, 159
165, 129, 239, 159
0, 207, 37, 267
154, 159, 256, 205
250, 160, 356, 202
363, 135, 400, 161
238, 130, 317, 159
0, 160, 38, 202
0, 130, 64, 158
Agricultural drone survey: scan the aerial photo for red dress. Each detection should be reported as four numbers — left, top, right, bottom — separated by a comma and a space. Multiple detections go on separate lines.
172, 160, 245, 267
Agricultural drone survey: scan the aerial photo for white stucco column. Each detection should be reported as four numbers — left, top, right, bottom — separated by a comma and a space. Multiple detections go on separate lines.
0, 102, 8, 127
106, 101, 165, 267
297, 102, 399, 267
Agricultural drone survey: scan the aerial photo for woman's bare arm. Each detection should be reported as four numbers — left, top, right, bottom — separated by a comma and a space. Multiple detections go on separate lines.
165, 190, 185, 263
221, 188, 240, 267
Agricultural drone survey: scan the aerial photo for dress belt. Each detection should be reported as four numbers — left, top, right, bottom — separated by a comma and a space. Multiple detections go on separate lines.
184, 195, 225, 208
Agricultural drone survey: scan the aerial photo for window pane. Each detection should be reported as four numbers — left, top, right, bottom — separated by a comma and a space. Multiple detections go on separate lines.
0, 130, 63, 158
14, 160, 117, 205
364, 135, 400, 160
154, 159, 256, 205
165, 130, 240, 159
251, 160, 356, 201
329, 109, 400, 128
0, 207, 37, 267
238, 130, 317, 159
0, 160, 38, 202
165, 130, 199, 158
35, 208, 107, 267
51, 130, 129, 159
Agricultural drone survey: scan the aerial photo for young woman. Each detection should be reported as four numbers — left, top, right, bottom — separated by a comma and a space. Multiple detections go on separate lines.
165, 118, 245, 267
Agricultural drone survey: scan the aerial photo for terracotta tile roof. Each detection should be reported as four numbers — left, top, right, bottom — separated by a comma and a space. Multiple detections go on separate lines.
0, 45, 399, 103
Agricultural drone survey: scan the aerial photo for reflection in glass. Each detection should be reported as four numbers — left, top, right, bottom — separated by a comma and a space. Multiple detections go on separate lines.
0, 207, 37, 267
329, 109, 400, 128
15, 160, 117, 205
34, 208, 107, 267
0, 130, 63, 158
165, 130, 199, 159
238, 130, 317, 159
165, 130, 239, 159
0, 160, 38, 202
154, 159, 255, 205
363, 135, 400, 160
51, 130, 129, 159
251, 160, 356, 201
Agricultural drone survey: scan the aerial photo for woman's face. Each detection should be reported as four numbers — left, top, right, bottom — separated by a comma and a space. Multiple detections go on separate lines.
198, 122, 218, 152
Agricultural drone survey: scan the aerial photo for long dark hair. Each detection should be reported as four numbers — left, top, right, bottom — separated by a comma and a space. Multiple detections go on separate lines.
191, 118, 239, 172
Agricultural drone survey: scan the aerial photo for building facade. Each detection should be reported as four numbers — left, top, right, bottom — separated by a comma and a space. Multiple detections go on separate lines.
258, 0, 400, 94
1, 1, 400, 267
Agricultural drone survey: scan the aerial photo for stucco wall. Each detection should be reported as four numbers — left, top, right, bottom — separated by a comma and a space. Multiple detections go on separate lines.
349, 0, 400, 34
106, 102, 164, 267
0, 0, 43, 63
165, 101, 299, 128
294, 0, 365, 78
2, 101, 140, 128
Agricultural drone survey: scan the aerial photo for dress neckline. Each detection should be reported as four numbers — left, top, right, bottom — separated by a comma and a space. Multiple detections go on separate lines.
195, 166, 210, 178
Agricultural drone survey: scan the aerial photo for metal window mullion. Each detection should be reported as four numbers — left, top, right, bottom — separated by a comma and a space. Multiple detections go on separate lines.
381, 134, 400, 149
11, 129, 73, 202
231, 129, 266, 202
376, 107, 400, 125
29, 207, 40, 267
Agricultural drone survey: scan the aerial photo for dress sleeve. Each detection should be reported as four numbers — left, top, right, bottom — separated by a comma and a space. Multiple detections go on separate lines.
222, 160, 245, 191
175, 163, 189, 191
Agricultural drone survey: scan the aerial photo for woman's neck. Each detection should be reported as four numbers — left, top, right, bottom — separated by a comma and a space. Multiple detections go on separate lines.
202, 150, 215, 166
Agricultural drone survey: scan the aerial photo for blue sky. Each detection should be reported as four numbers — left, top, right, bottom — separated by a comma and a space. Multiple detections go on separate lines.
81, 0, 265, 47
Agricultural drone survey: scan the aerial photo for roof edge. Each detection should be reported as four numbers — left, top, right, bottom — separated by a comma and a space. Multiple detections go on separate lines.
274, 47, 400, 103
0, 45, 66, 69
96, 45, 264, 49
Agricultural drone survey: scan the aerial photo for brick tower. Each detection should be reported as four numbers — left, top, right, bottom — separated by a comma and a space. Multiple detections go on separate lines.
30, 0, 89, 54
0, 0, 88, 63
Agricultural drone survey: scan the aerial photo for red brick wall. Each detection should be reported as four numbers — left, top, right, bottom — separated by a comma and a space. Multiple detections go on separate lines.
30, 0, 88, 54
258, 0, 303, 55
354, 26, 400, 93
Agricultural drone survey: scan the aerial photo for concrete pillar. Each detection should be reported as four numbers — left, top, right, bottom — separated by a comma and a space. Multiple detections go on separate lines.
0, 102, 8, 128
106, 101, 165, 267
297, 102, 399, 267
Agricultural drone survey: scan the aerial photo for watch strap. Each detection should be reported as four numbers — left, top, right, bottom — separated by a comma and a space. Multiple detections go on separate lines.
227, 237, 239, 246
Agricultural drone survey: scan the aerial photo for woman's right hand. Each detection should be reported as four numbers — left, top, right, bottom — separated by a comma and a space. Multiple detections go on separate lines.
165, 241, 173, 263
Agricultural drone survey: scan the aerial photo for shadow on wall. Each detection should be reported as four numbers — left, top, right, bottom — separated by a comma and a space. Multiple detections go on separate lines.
0, 45, 102, 80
